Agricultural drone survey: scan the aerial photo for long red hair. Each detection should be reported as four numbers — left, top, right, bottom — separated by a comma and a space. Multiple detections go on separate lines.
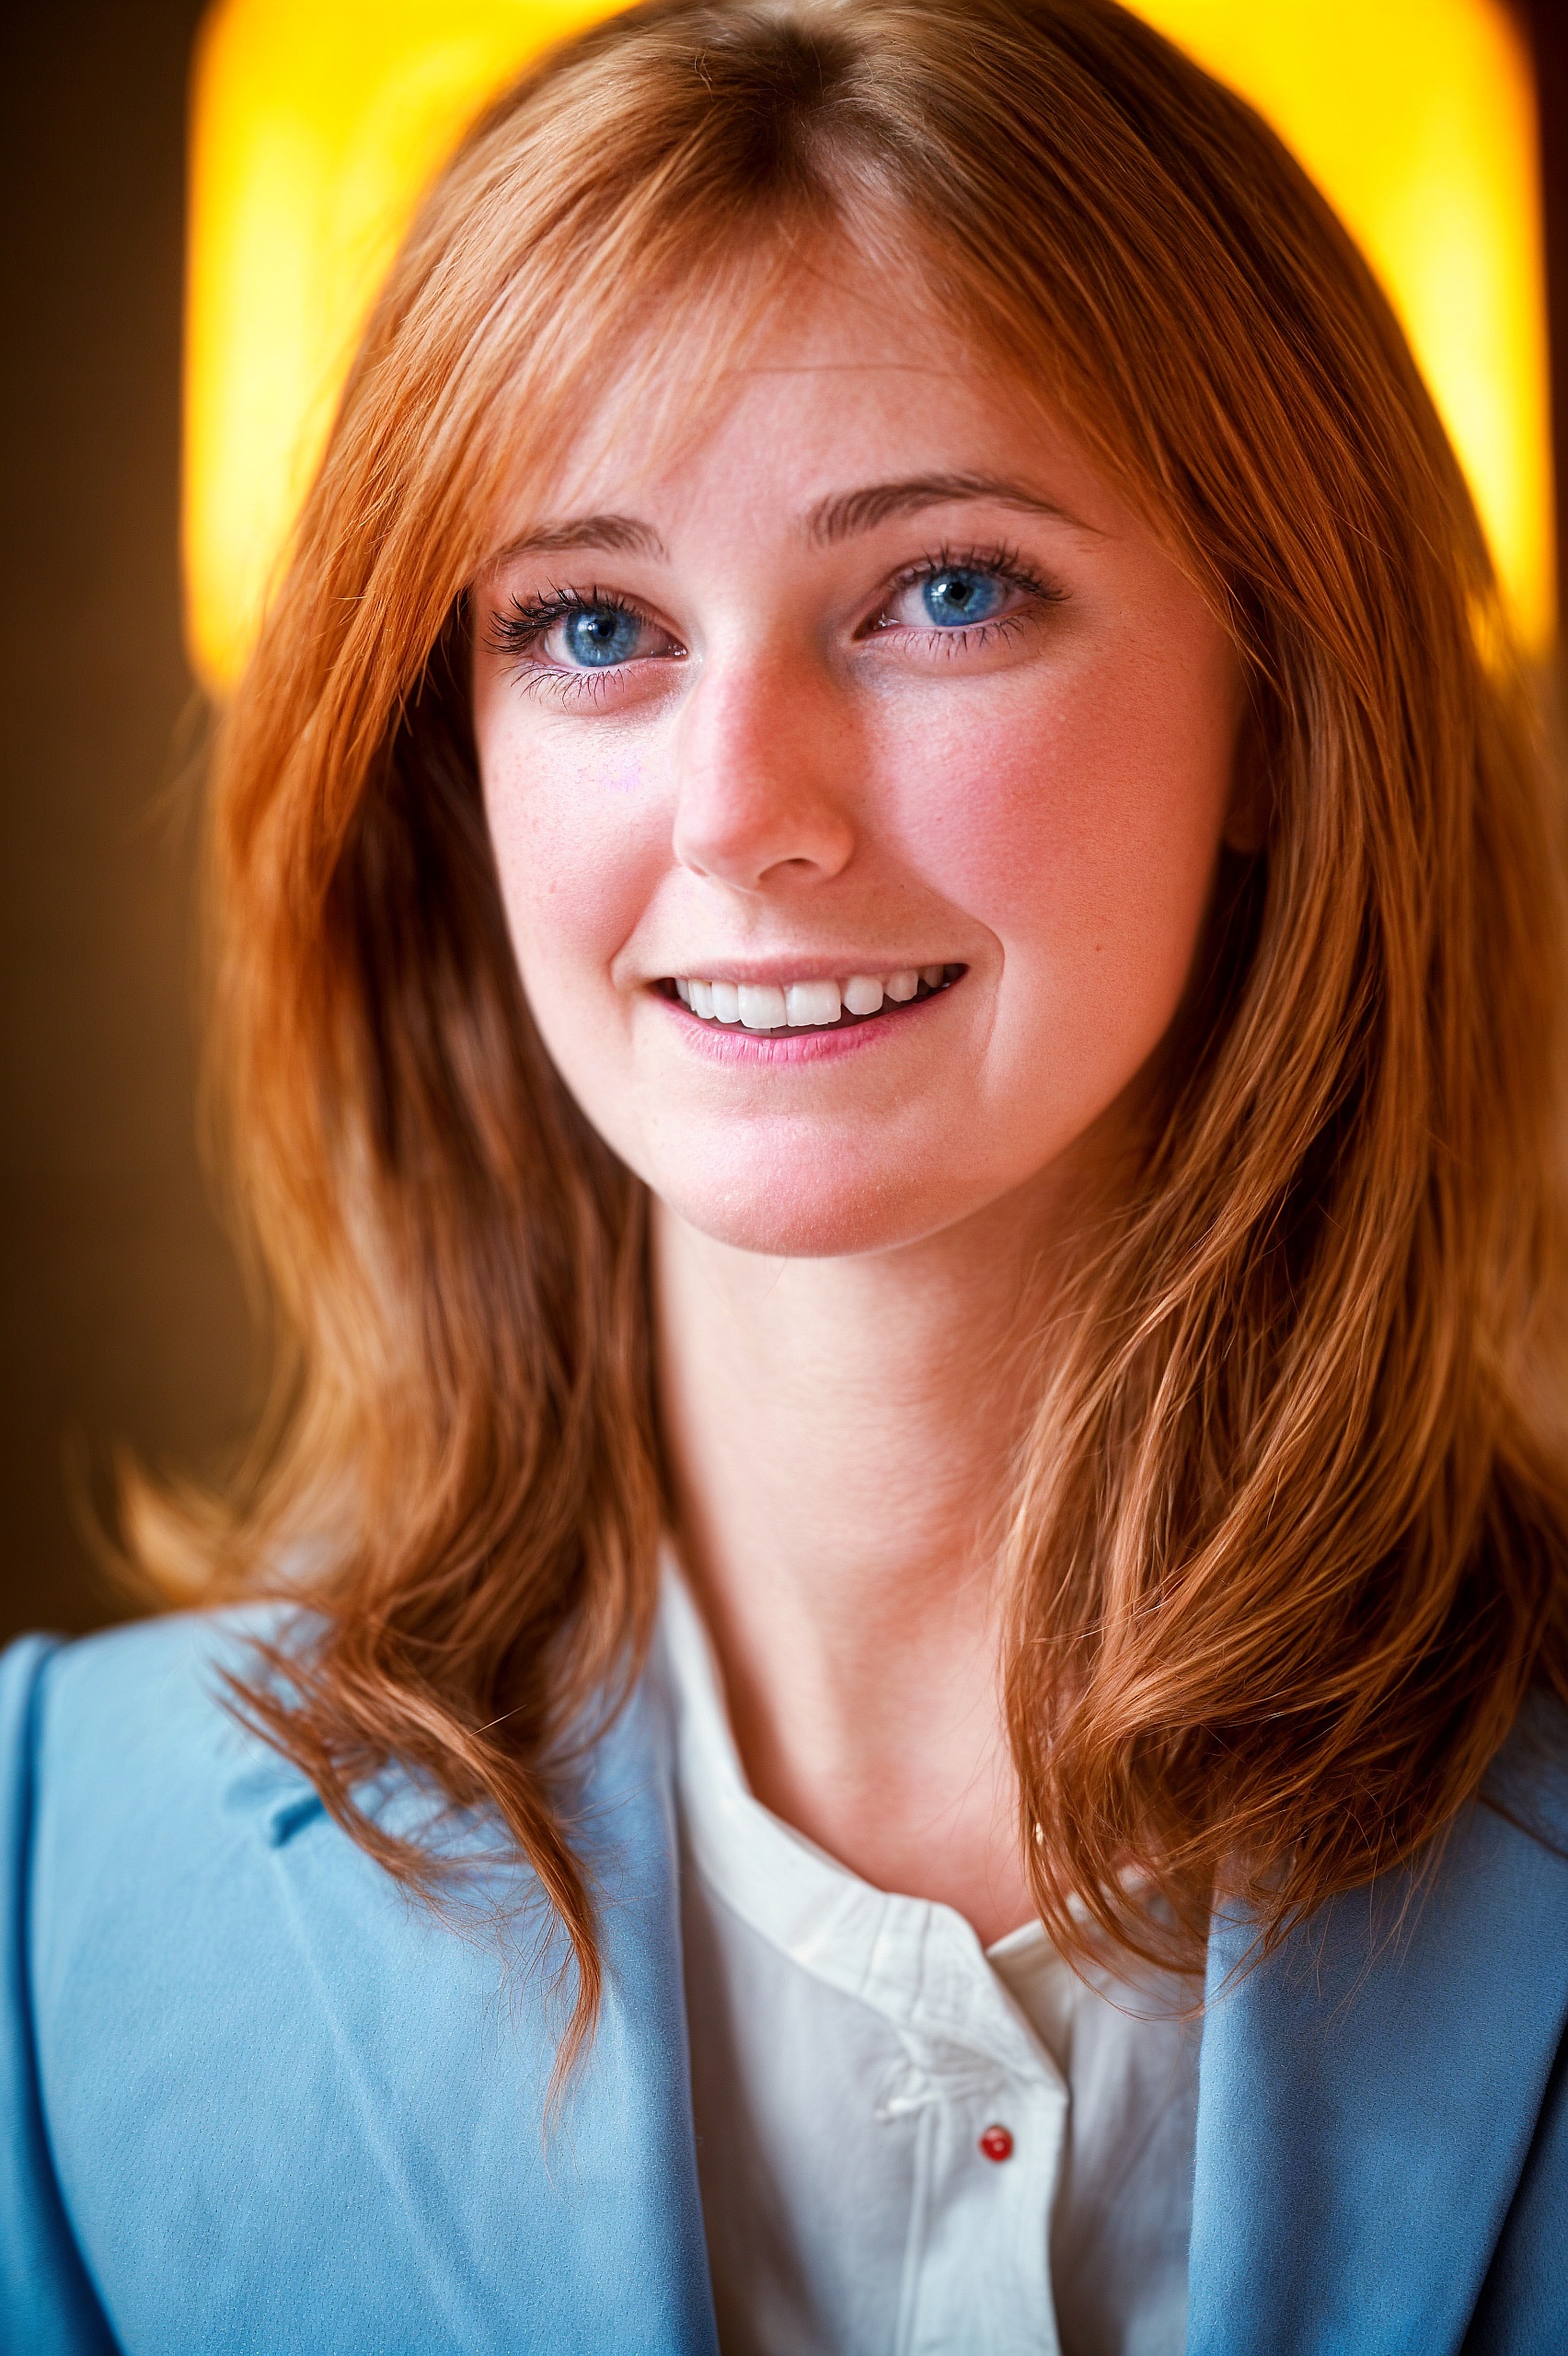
133, 0, 1568, 2060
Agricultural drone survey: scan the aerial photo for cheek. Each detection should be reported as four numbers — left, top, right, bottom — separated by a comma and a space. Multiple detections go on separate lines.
479, 725, 665, 1003
890, 639, 1235, 1039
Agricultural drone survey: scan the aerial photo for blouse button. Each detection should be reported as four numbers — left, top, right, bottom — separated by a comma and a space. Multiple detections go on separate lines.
978, 2123, 1014, 2163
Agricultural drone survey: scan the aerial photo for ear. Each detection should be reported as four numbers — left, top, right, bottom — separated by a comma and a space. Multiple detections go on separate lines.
1222, 681, 1272, 856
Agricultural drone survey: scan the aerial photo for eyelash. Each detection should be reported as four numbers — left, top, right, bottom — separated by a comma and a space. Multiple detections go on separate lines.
485, 543, 1065, 701
872, 541, 1064, 641
484, 583, 644, 706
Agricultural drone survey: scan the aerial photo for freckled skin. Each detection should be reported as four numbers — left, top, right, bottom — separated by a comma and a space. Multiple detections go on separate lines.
472, 255, 1243, 1262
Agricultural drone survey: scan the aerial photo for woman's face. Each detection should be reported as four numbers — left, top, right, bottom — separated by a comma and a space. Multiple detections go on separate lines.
473, 252, 1244, 1258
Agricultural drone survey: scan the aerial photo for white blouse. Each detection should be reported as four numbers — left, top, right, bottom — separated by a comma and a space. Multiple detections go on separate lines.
658, 1570, 1198, 2356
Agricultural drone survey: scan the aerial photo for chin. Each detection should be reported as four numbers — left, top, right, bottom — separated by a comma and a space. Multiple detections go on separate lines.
645, 1135, 974, 1261
670, 1197, 904, 1259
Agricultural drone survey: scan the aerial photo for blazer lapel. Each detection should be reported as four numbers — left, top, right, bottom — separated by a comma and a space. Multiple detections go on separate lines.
1187, 1702, 1568, 2356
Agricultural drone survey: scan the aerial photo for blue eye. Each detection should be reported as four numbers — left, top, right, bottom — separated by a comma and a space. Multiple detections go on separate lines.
563, 604, 644, 666
921, 568, 1008, 629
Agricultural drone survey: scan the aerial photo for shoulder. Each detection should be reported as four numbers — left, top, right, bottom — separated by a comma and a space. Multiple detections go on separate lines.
1190, 1690, 1568, 2354
1, 1600, 682, 1994
4, 1603, 311, 1850
0, 1609, 325, 2351
3, 1606, 343, 1991
1486, 1684, 1568, 1858
2, 1608, 363, 2206
0, 1611, 710, 2354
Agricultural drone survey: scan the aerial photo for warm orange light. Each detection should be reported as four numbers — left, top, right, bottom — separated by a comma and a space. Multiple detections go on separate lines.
182, 0, 623, 689
183, 0, 1552, 687
1138, 0, 1551, 653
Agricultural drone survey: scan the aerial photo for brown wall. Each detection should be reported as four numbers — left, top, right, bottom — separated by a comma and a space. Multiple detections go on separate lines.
0, 2, 256, 1645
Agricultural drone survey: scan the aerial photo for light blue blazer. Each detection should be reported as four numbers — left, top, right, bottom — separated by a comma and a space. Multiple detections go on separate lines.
1, 1608, 1565, 2355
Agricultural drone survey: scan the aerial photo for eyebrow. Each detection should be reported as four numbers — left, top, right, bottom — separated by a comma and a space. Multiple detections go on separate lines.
804, 472, 1092, 545
497, 513, 668, 561
493, 472, 1090, 570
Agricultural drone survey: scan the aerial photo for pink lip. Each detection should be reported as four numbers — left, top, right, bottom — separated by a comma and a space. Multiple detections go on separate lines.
656, 978, 957, 1063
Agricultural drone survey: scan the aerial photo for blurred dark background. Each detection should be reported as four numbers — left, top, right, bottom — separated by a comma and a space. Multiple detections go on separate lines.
2, 1, 256, 1644
2, 1, 1567, 1645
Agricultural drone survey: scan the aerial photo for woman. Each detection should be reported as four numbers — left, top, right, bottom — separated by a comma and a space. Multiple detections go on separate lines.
4, 0, 1565, 2347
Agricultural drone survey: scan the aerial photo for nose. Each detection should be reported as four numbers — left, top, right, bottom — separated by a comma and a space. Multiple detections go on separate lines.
670, 647, 857, 892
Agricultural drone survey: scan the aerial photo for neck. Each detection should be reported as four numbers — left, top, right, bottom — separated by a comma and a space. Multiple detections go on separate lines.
653, 1187, 1059, 1945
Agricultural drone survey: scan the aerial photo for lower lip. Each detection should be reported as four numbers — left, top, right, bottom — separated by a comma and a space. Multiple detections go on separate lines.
657, 977, 961, 1063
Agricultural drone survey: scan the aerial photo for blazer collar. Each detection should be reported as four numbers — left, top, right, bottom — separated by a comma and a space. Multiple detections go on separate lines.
1187, 1698, 1568, 2356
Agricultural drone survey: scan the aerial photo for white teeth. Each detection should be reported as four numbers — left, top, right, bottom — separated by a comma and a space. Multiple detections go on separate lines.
737, 982, 789, 1031
674, 965, 954, 1024
786, 979, 842, 1027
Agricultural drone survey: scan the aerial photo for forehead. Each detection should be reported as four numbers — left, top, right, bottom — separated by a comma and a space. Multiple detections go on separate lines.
485, 241, 1118, 554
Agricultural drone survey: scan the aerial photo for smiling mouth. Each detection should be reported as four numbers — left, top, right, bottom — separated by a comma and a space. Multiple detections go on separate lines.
663, 964, 963, 1034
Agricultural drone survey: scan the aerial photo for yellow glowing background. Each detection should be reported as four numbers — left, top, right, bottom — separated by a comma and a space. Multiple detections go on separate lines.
183, 0, 1552, 687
